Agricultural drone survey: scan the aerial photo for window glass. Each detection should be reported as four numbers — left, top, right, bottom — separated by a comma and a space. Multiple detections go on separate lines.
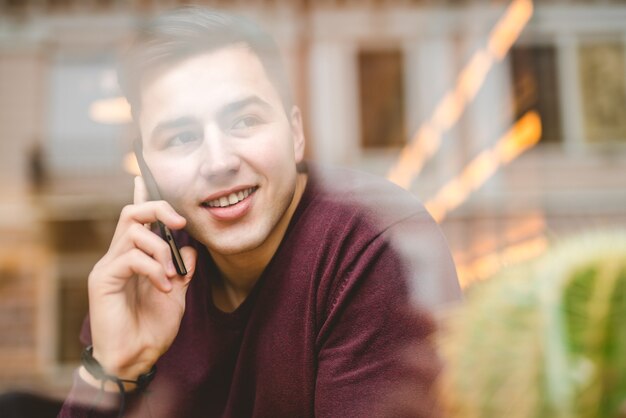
579, 42, 626, 143
358, 49, 406, 149
510, 45, 563, 144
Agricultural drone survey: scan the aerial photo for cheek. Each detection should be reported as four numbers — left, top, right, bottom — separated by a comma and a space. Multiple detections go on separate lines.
250, 129, 297, 168
151, 162, 193, 203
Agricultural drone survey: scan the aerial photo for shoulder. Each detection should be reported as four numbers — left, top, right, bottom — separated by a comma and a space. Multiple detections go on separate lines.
296, 162, 462, 309
305, 162, 431, 230
289, 163, 414, 267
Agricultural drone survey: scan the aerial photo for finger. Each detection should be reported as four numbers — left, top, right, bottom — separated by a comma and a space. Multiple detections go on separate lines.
136, 246, 197, 298
110, 201, 184, 247
176, 246, 197, 284
109, 223, 178, 277
110, 248, 172, 292
134, 176, 151, 229
134, 176, 150, 205
118, 201, 186, 231
169, 246, 197, 299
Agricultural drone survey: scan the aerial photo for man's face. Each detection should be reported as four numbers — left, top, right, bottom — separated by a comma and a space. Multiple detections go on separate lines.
138, 45, 305, 256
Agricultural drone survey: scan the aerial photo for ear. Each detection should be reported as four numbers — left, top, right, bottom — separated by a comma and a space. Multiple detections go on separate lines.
289, 106, 306, 163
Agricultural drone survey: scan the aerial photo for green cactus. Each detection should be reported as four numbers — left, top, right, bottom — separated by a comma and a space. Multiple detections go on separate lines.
438, 230, 626, 418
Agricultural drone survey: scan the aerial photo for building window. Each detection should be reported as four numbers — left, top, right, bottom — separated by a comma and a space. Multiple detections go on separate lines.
47, 54, 125, 178
58, 276, 88, 363
357, 49, 406, 149
0, 264, 36, 354
579, 42, 626, 143
47, 219, 114, 364
510, 45, 563, 144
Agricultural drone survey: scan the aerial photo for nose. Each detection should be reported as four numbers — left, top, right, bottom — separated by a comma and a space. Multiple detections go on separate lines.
198, 128, 241, 180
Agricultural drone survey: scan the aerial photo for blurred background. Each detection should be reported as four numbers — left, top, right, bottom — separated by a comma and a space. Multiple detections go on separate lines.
0, 0, 624, 400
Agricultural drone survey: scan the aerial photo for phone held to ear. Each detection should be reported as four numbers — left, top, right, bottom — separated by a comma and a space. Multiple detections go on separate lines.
133, 139, 188, 276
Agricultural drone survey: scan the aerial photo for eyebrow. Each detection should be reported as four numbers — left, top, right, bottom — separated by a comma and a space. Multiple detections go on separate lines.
149, 96, 273, 141
150, 116, 199, 141
217, 96, 273, 120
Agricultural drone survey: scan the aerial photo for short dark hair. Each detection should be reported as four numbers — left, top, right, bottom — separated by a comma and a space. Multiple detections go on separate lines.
118, 6, 293, 119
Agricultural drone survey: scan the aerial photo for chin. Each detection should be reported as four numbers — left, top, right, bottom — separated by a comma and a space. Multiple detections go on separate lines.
192, 226, 268, 256
209, 239, 265, 257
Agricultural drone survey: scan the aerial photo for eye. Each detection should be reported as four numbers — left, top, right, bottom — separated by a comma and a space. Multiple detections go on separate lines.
166, 131, 201, 147
232, 116, 263, 130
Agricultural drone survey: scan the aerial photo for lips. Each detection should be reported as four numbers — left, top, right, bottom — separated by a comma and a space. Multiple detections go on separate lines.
201, 186, 257, 208
199, 186, 257, 222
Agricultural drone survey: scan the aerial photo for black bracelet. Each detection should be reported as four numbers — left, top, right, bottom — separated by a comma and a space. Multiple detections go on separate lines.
81, 345, 157, 390
81, 345, 157, 417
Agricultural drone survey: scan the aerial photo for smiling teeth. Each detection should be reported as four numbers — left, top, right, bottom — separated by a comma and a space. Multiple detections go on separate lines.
205, 187, 255, 208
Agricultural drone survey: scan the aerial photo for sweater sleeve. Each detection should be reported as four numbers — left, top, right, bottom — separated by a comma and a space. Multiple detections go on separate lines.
57, 371, 122, 418
57, 317, 115, 418
57, 318, 144, 418
314, 237, 444, 418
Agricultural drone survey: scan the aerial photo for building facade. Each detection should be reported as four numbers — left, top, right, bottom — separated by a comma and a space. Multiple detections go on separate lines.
0, 0, 625, 396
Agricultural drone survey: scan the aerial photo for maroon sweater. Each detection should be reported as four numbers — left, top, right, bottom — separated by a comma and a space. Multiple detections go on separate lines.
59, 164, 460, 418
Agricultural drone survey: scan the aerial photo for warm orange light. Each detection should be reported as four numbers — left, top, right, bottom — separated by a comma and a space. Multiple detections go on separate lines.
429, 178, 468, 220
387, 123, 440, 189
462, 150, 500, 189
387, 0, 534, 190
123, 152, 140, 176
425, 110, 541, 222
453, 211, 547, 285
454, 50, 494, 109
456, 235, 548, 288
89, 96, 132, 124
453, 215, 545, 263
497, 111, 542, 163
488, 0, 534, 60
504, 212, 546, 243
432, 91, 465, 131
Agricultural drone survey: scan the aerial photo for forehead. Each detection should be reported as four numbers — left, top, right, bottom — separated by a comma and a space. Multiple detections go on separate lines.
138, 45, 282, 130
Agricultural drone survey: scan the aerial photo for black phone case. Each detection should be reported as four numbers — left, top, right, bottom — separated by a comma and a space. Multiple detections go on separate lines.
133, 139, 187, 276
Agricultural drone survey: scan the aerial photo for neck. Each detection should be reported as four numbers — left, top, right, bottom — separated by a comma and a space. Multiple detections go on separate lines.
209, 172, 308, 311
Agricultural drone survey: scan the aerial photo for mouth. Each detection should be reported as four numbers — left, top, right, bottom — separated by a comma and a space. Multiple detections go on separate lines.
200, 186, 258, 208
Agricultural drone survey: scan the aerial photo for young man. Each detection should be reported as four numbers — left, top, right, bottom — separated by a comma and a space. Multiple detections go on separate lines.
60, 7, 461, 417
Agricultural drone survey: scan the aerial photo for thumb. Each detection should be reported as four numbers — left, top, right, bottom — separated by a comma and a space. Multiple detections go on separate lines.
134, 175, 150, 205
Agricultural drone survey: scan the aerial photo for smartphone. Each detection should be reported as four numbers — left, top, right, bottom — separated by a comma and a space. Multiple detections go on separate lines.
133, 139, 187, 276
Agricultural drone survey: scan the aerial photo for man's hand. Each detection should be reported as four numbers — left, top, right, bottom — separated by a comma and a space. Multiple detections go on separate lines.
81, 176, 197, 389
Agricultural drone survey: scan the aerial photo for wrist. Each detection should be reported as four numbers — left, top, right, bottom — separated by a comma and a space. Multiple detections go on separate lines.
79, 366, 136, 392
81, 346, 157, 393
91, 346, 157, 381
